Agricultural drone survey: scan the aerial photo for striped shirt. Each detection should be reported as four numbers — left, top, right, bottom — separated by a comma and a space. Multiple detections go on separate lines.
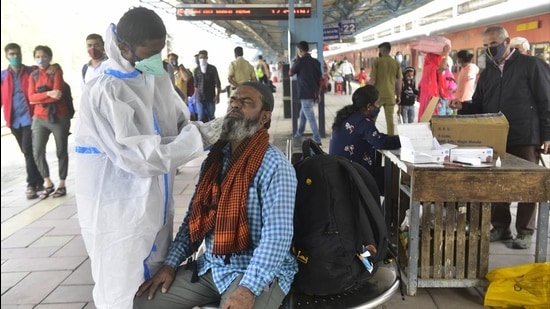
164, 143, 298, 296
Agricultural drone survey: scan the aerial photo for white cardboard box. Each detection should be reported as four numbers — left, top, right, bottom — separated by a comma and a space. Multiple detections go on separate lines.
450, 147, 494, 163
397, 123, 451, 164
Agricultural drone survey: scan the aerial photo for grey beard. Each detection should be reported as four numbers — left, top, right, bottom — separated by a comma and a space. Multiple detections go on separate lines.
220, 116, 260, 141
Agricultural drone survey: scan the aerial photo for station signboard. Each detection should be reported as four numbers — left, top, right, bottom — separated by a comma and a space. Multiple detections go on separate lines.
339, 18, 356, 36
176, 4, 311, 20
323, 27, 341, 42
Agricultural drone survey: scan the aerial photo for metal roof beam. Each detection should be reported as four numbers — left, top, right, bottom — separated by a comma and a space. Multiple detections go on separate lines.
383, 0, 403, 12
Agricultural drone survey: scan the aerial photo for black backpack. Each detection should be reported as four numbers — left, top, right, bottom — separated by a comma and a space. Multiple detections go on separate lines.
291, 139, 390, 295
82, 63, 88, 80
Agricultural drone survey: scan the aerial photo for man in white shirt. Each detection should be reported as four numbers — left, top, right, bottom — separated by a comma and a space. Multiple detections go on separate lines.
81, 33, 109, 89
339, 57, 355, 95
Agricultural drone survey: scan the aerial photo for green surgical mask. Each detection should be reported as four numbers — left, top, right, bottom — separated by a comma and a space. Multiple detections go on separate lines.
8, 56, 21, 67
134, 52, 165, 76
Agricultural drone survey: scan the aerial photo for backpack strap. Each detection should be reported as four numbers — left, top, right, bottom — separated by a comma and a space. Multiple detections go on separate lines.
82, 64, 88, 80
31, 69, 39, 82
31, 69, 55, 84
339, 160, 388, 262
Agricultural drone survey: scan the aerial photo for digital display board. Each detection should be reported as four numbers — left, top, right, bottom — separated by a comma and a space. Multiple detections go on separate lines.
176, 4, 311, 20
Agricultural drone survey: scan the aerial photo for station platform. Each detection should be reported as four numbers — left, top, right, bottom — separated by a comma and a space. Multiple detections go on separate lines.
1, 81, 548, 308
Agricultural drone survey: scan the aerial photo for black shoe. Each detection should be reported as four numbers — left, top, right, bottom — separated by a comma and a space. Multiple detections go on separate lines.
490, 227, 512, 242
26, 186, 38, 199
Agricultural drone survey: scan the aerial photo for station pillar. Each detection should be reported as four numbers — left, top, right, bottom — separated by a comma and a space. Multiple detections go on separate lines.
282, 64, 291, 119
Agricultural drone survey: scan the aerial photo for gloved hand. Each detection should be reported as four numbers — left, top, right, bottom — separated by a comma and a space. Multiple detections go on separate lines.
193, 116, 224, 147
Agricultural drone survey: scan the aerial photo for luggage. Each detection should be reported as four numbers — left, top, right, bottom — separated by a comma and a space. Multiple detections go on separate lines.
411, 35, 451, 54
290, 139, 390, 295
335, 81, 343, 94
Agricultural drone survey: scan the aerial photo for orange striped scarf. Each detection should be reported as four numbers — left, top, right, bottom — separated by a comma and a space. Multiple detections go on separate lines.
188, 128, 269, 256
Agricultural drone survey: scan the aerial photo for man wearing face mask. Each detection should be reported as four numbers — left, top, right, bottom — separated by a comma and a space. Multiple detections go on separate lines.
1, 43, 45, 199
73, 7, 223, 309
134, 82, 298, 309
193, 50, 222, 122
28, 45, 71, 200
81, 33, 109, 89
449, 25, 550, 250
168, 52, 194, 105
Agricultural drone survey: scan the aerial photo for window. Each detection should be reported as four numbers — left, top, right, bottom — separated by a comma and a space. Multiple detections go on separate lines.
531, 41, 550, 64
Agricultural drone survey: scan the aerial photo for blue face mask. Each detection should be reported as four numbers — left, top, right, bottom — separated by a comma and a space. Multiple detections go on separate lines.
134, 52, 165, 76
8, 56, 21, 67
486, 41, 507, 62
36, 58, 50, 67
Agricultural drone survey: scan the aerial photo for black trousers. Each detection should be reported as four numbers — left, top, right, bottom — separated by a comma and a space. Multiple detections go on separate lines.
10, 125, 44, 188
344, 74, 354, 94
259, 75, 269, 85
491, 145, 538, 235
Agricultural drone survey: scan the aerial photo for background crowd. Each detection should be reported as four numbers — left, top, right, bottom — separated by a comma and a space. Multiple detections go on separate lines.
2, 5, 549, 308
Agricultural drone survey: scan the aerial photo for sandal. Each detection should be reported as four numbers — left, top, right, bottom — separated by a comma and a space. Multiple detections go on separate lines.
39, 186, 55, 199
52, 187, 67, 198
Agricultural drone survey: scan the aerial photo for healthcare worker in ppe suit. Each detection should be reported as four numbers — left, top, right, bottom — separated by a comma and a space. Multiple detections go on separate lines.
73, 7, 222, 309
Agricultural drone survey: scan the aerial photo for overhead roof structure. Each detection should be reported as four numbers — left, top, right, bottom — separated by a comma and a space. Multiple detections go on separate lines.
139, 0, 433, 58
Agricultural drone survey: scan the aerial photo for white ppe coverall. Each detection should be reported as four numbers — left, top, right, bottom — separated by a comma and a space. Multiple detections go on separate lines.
74, 24, 221, 309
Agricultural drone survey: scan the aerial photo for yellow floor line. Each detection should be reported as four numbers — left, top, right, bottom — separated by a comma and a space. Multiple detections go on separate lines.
1, 198, 64, 241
